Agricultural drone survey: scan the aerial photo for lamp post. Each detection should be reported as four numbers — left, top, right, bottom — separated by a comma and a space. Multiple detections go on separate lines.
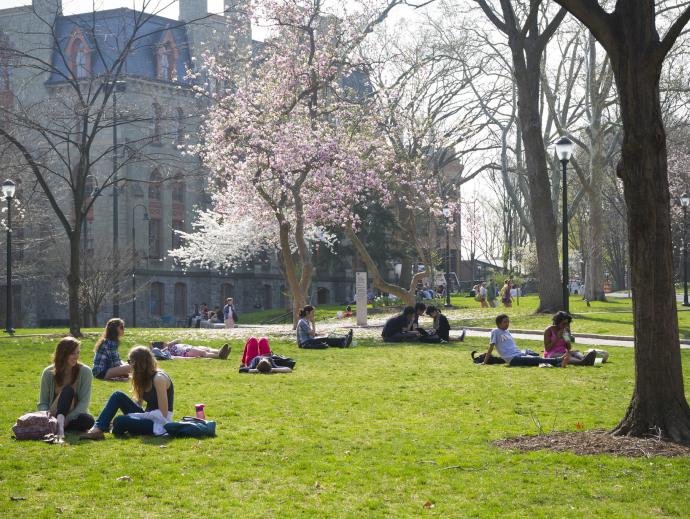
110, 79, 126, 317
131, 203, 149, 328
555, 136, 574, 312
2, 179, 16, 334
681, 193, 690, 306
442, 205, 452, 307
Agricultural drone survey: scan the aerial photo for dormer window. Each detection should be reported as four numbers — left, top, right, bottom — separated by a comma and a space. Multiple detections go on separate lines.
67, 29, 91, 79
157, 31, 179, 81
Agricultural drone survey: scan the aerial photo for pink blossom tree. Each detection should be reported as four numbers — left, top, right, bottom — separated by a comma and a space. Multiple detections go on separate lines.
174, 0, 401, 323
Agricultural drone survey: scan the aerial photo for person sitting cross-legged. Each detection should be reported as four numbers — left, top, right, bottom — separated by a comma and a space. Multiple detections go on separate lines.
484, 314, 567, 367
425, 306, 466, 342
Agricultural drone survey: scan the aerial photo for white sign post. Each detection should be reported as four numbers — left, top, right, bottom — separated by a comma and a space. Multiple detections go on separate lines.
356, 271, 368, 327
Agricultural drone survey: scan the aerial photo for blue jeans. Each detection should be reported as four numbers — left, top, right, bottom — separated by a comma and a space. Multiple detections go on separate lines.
95, 391, 152, 435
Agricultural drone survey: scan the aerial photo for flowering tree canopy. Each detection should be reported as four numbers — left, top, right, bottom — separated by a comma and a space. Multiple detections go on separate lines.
173, 0, 399, 320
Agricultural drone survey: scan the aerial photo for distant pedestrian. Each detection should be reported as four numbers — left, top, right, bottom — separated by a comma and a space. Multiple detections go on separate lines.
479, 282, 488, 308
501, 280, 513, 308
223, 298, 237, 328
487, 278, 498, 308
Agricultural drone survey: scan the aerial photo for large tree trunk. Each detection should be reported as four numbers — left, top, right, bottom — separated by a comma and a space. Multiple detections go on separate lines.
68, 231, 82, 337
611, 34, 690, 443
584, 134, 607, 301
278, 221, 307, 327
512, 42, 563, 313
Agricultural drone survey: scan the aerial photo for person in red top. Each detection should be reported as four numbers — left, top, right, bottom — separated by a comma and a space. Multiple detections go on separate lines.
241, 337, 271, 366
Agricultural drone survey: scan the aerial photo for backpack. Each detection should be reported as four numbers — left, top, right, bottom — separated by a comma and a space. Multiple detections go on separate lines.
471, 350, 506, 365
12, 411, 58, 440
164, 417, 216, 438
271, 353, 296, 369
232, 307, 239, 322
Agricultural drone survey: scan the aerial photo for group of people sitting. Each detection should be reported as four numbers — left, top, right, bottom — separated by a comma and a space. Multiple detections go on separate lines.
381, 303, 466, 343
482, 311, 601, 367
38, 320, 177, 443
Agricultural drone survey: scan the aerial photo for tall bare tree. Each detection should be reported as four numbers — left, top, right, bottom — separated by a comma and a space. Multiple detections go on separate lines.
554, 0, 690, 443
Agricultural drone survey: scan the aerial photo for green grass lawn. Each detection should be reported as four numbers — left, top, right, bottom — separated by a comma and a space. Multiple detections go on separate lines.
2, 330, 690, 517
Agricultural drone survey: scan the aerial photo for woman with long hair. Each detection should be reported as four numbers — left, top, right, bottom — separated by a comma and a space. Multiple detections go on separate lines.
296, 305, 352, 349
38, 337, 95, 442
80, 346, 174, 440
91, 318, 130, 380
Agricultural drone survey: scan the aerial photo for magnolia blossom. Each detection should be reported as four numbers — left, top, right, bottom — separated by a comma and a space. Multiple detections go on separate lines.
176, 0, 392, 275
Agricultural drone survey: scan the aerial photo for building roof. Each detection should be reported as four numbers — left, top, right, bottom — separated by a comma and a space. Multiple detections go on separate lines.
48, 8, 192, 85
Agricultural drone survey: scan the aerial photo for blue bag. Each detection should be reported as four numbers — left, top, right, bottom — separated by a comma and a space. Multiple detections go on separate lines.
164, 417, 216, 437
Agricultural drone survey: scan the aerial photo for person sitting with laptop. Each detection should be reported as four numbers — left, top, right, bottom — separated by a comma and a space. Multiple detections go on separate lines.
296, 305, 353, 349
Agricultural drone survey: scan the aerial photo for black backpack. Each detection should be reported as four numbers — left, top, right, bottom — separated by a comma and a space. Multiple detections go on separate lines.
271, 354, 296, 369
471, 350, 506, 365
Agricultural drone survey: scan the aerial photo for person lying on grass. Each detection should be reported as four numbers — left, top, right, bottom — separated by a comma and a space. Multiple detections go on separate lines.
296, 305, 353, 349
382, 306, 421, 342
151, 340, 230, 360
241, 337, 271, 366
91, 318, 131, 380
425, 306, 466, 343
544, 311, 597, 366
484, 314, 567, 367
80, 346, 173, 440
38, 336, 95, 443
240, 356, 293, 374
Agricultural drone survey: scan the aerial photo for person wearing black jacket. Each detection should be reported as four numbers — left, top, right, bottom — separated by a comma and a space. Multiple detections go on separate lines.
382, 306, 420, 342
425, 306, 466, 342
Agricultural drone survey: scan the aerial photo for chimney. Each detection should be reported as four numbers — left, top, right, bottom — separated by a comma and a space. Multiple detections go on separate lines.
179, 0, 208, 22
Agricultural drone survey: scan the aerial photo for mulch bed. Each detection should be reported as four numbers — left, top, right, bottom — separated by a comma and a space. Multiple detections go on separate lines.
494, 430, 690, 457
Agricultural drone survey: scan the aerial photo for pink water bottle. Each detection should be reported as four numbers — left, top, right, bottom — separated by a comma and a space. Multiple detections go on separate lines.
195, 403, 206, 420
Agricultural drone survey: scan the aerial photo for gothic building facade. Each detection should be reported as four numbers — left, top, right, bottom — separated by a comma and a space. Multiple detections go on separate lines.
0, 0, 355, 327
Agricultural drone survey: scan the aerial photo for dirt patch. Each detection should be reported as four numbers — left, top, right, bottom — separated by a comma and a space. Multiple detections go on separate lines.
494, 430, 690, 457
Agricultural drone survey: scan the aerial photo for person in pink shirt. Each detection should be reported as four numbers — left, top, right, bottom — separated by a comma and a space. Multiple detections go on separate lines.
544, 312, 596, 366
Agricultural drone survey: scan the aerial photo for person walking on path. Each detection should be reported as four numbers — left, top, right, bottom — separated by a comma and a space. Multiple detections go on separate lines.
487, 279, 498, 308
500, 280, 513, 308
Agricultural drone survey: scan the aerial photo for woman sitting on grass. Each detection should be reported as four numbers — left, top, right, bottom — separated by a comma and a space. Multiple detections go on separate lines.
91, 318, 130, 380
152, 340, 230, 360
80, 346, 173, 440
38, 337, 95, 442
296, 305, 353, 349
543, 311, 597, 366
424, 306, 466, 343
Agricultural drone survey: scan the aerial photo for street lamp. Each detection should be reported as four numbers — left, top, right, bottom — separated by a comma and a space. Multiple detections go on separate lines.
681, 192, 690, 306
110, 79, 126, 317
442, 205, 452, 308
2, 179, 16, 333
131, 203, 149, 327
555, 136, 574, 312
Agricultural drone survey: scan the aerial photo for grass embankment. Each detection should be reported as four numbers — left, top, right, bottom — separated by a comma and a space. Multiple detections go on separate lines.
2, 330, 690, 517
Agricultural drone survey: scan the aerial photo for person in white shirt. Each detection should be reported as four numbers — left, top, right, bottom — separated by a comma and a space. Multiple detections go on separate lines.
484, 314, 567, 367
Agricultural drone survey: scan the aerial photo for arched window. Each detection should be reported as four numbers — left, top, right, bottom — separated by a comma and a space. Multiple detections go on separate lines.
157, 31, 179, 81
150, 282, 164, 317
148, 169, 162, 200
148, 169, 163, 258
151, 102, 162, 144
0, 31, 15, 110
174, 283, 187, 319
171, 181, 185, 203
220, 283, 233, 308
66, 29, 91, 79
176, 108, 184, 145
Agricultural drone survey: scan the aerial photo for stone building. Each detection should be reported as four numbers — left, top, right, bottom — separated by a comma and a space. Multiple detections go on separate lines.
0, 0, 355, 327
